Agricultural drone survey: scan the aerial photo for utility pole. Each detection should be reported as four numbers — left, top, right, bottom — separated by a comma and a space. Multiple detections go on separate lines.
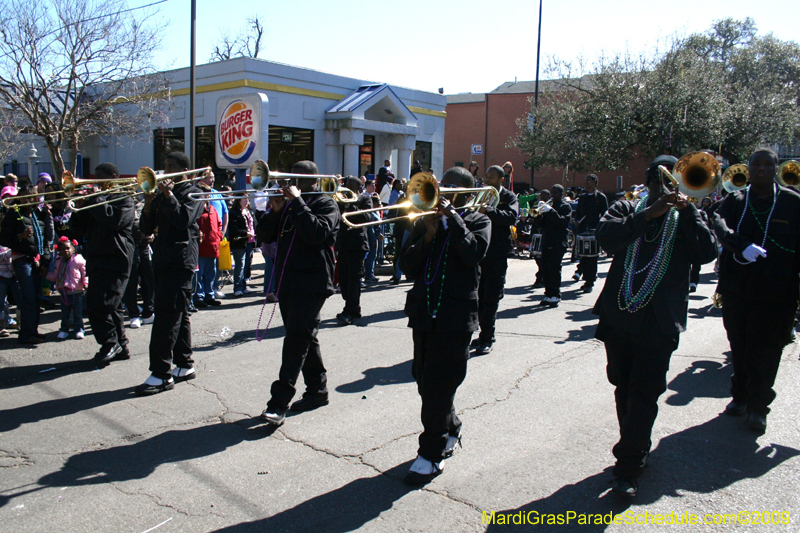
189, 0, 197, 167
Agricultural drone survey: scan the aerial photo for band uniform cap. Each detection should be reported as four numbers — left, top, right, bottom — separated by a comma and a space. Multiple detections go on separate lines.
649, 155, 678, 169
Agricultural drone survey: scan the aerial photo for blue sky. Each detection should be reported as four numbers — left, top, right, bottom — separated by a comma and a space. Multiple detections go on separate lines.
149, 0, 799, 95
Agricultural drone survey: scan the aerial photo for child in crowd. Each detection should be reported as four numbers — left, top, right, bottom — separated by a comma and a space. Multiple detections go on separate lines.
47, 237, 88, 340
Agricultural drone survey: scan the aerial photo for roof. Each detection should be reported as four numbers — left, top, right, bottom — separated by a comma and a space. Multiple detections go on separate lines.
446, 93, 485, 104
327, 83, 415, 117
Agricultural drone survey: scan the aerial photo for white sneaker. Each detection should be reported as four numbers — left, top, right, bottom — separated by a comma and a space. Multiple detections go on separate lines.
75, 329, 85, 339
170, 366, 197, 382
404, 455, 444, 484
57, 331, 69, 340
141, 315, 155, 325
444, 433, 462, 458
242, 288, 252, 295
234, 290, 243, 296
215, 291, 226, 299
130, 317, 142, 329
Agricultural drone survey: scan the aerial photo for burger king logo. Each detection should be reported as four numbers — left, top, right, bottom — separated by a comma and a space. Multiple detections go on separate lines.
218, 100, 257, 165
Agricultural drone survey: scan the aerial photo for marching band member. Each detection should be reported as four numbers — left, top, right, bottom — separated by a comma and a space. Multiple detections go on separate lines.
594, 155, 716, 496
257, 160, 340, 426
335, 176, 371, 325
573, 174, 608, 293
473, 165, 518, 355
535, 184, 572, 307
70, 163, 135, 366
713, 148, 800, 432
135, 152, 204, 395
399, 166, 491, 484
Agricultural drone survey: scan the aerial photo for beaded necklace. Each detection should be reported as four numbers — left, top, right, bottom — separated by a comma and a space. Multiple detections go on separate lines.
733, 184, 781, 265
256, 201, 297, 341
617, 198, 679, 313
425, 230, 450, 318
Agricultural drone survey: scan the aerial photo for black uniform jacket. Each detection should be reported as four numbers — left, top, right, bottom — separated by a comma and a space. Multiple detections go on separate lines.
593, 199, 717, 338
399, 210, 491, 332
140, 181, 204, 271
70, 192, 134, 274
0, 206, 53, 261
713, 186, 800, 300
336, 192, 372, 253
536, 199, 572, 248
256, 193, 340, 297
483, 186, 519, 258
575, 191, 609, 233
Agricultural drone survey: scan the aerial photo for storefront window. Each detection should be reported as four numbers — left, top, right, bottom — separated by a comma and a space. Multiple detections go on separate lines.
153, 127, 185, 172
413, 141, 432, 172
268, 126, 314, 173
359, 135, 375, 177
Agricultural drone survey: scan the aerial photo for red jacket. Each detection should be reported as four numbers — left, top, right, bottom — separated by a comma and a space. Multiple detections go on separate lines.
198, 203, 222, 258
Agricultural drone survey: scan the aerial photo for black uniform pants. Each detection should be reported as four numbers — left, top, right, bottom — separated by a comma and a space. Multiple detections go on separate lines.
722, 292, 795, 415
338, 250, 365, 316
541, 244, 566, 298
412, 328, 470, 463
690, 263, 701, 285
603, 321, 677, 479
478, 256, 508, 343
123, 247, 141, 319
578, 255, 599, 284
267, 292, 329, 411
149, 269, 194, 379
86, 267, 130, 349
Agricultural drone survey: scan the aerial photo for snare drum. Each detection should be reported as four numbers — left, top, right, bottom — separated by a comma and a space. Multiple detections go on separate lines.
530, 233, 543, 258
576, 232, 599, 258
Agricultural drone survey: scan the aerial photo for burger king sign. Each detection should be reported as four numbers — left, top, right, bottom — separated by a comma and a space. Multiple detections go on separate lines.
215, 93, 269, 168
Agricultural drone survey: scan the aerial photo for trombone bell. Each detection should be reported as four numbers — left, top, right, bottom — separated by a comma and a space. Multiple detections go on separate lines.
778, 160, 800, 188
722, 164, 748, 193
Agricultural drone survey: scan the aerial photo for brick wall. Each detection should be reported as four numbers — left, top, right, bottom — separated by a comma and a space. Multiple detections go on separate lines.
445, 92, 654, 195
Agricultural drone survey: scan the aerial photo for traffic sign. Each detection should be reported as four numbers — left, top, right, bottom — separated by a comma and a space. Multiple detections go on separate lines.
471, 144, 483, 155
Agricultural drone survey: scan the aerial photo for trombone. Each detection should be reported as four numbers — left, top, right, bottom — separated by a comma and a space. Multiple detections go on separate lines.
70, 167, 211, 211
722, 164, 748, 193
658, 151, 721, 199
341, 172, 499, 228
187, 160, 357, 203
778, 160, 800, 188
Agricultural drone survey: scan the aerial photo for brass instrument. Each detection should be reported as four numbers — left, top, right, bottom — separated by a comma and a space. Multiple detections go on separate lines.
658, 151, 721, 198
341, 172, 499, 228
624, 185, 649, 201
71, 167, 211, 211
722, 164, 748, 193
778, 160, 800, 188
63, 170, 138, 195
188, 160, 356, 203
529, 199, 553, 217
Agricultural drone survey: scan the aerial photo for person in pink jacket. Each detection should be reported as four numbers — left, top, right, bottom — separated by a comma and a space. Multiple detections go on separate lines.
47, 237, 88, 339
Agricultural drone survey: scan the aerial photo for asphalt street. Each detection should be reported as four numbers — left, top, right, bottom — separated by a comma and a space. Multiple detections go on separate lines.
1, 253, 798, 532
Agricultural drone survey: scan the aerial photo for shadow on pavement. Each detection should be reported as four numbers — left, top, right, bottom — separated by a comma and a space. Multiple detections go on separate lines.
207, 461, 415, 533
0, 418, 275, 508
0, 386, 134, 433
666, 355, 732, 407
335, 360, 413, 393
0, 357, 98, 391
485, 415, 799, 532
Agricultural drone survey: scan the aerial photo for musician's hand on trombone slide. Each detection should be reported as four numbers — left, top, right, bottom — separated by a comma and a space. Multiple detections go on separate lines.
283, 185, 301, 201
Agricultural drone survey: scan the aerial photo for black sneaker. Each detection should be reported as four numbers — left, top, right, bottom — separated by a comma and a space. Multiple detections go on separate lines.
404, 456, 443, 485
611, 476, 638, 496
195, 300, 208, 308
95, 343, 122, 364
290, 394, 329, 412
336, 312, 354, 325
114, 346, 131, 361
469, 338, 481, 348
725, 400, 747, 416
582, 283, 594, 293
474, 342, 493, 355
135, 375, 175, 396
205, 299, 222, 307
260, 406, 286, 426
747, 410, 767, 433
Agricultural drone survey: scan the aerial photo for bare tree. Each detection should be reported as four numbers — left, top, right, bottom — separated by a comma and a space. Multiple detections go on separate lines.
0, 0, 171, 178
210, 16, 265, 62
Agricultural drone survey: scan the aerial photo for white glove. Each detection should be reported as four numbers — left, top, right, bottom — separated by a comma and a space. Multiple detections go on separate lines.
538, 203, 552, 214
742, 244, 767, 262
